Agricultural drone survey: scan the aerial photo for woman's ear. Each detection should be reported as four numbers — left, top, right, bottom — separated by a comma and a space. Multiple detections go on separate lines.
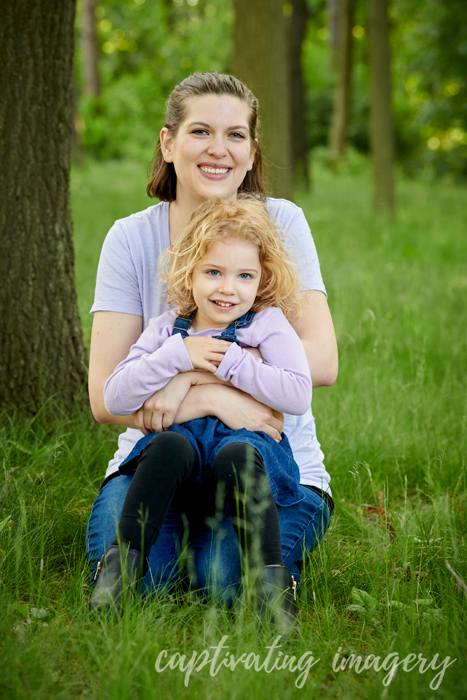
160, 127, 174, 163
247, 138, 258, 172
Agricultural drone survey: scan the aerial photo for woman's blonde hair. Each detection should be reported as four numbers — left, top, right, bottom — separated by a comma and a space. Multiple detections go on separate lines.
160, 197, 303, 321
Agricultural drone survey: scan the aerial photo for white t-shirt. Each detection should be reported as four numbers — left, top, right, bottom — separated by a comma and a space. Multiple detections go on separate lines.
91, 198, 332, 495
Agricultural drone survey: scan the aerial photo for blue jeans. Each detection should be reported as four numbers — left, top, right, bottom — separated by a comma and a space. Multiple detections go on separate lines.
86, 474, 331, 605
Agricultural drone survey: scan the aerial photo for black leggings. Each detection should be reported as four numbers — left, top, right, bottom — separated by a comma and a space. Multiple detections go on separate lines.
116, 431, 283, 567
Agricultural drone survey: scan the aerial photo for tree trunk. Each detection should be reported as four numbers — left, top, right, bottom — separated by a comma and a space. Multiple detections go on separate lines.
327, 0, 355, 165
369, 0, 395, 215
82, 0, 101, 97
286, 0, 310, 189
233, 0, 293, 200
0, 0, 87, 414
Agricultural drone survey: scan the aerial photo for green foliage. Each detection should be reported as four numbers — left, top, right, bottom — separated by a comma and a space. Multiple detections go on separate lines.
74, 0, 467, 178
77, 0, 231, 160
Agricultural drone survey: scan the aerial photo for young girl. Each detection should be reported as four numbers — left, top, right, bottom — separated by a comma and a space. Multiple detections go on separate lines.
90, 196, 312, 627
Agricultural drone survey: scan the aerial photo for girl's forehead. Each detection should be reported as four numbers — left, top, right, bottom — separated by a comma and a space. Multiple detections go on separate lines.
202, 236, 261, 262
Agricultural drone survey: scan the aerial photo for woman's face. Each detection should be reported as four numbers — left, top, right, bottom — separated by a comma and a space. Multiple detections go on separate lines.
160, 95, 255, 209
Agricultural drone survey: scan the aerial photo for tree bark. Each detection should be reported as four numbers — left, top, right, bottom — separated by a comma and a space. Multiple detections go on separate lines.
0, 0, 87, 414
233, 0, 293, 199
286, 0, 310, 189
82, 0, 101, 97
327, 0, 355, 165
369, 0, 396, 215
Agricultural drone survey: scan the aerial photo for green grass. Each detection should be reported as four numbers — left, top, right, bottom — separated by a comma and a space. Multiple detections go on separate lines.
0, 159, 466, 698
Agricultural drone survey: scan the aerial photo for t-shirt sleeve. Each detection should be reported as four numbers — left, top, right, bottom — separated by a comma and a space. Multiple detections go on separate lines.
268, 200, 327, 296
90, 222, 143, 316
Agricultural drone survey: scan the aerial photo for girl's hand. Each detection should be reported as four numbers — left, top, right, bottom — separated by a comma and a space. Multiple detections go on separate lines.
134, 373, 193, 434
183, 336, 230, 372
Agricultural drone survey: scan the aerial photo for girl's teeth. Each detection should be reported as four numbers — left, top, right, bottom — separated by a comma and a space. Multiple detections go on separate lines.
215, 301, 233, 307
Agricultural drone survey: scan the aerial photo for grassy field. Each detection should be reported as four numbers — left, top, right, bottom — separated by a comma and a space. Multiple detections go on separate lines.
0, 159, 466, 699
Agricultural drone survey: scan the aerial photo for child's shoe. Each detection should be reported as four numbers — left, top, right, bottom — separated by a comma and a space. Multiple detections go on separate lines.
89, 543, 148, 613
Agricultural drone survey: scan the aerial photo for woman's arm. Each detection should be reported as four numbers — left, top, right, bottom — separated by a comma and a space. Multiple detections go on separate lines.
137, 376, 284, 442
89, 311, 284, 440
214, 308, 312, 415
291, 291, 338, 387
89, 311, 143, 426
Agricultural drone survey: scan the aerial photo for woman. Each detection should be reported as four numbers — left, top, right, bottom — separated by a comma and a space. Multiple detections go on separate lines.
86, 71, 338, 605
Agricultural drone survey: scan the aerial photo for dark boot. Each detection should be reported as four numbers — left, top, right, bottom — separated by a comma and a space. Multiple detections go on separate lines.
251, 565, 298, 634
89, 543, 148, 613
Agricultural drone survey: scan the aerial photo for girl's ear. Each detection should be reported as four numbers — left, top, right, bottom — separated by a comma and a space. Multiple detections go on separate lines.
160, 127, 174, 163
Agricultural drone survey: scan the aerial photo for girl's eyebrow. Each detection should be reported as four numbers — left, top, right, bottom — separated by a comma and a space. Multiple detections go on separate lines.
201, 263, 260, 273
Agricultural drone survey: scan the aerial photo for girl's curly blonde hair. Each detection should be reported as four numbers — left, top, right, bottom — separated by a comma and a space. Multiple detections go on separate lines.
160, 196, 303, 321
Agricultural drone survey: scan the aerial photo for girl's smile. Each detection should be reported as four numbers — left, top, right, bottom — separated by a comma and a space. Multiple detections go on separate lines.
191, 237, 262, 332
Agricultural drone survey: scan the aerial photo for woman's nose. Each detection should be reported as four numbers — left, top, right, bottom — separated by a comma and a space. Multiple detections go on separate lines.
207, 135, 227, 158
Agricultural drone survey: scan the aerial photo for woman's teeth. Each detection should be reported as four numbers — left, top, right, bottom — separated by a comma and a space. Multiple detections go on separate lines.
200, 166, 230, 174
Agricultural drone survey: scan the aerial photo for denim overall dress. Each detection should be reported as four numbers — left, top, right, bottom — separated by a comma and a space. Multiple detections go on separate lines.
118, 310, 304, 507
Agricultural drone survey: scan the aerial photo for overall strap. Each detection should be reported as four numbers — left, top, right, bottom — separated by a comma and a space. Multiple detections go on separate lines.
212, 309, 255, 342
172, 311, 195, 339
172, 309, 255, 343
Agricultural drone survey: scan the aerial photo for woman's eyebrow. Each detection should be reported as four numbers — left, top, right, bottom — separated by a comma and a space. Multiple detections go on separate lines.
187, 121, 248, 131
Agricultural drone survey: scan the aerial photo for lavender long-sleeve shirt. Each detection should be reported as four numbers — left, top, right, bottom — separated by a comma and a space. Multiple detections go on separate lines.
104, 307, 312, 418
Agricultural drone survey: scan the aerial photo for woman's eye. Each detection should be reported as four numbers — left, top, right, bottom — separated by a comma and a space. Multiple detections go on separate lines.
230, 132, 246, 139
192, 129, 208, 135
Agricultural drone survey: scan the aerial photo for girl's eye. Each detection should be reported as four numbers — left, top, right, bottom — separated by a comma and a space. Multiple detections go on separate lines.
207, 270, 220, 276
239, 273, 251, 279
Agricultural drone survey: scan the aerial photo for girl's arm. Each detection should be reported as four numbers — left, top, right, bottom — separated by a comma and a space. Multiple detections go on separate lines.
102, 314, 195, 415
214, 308, 312, 415
89, 311, 284, 440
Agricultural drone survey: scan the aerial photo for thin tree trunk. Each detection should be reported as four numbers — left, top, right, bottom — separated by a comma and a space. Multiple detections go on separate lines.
82, 0, 101, 97
0, 0, 87, 414
369, 0, 395, 214
286, 0, 310, 189
328, 0, 355, 165
233, 0, 293, 199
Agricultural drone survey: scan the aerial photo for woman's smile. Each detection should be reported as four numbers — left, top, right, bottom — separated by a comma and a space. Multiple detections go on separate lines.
160, 94, 255, 208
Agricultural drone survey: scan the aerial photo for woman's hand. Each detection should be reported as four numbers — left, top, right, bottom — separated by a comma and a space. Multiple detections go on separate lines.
135, 375, 284, 442
211, 385, 284, 442
134, 372, 193, 434
183, 336, 230, 372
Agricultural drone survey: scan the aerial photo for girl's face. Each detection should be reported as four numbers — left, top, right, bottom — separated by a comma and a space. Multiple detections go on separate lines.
160, 95, 255, 210
191, 237, 262, 332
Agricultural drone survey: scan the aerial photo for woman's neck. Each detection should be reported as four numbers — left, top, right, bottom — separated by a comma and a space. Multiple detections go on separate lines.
169, 198, 201, 245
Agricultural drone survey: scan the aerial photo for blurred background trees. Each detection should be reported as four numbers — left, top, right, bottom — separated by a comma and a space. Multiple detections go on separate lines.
75, 0, 467, 198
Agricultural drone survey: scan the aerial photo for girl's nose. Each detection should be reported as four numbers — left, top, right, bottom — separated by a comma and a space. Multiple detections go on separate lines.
219, 277, 235, 294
